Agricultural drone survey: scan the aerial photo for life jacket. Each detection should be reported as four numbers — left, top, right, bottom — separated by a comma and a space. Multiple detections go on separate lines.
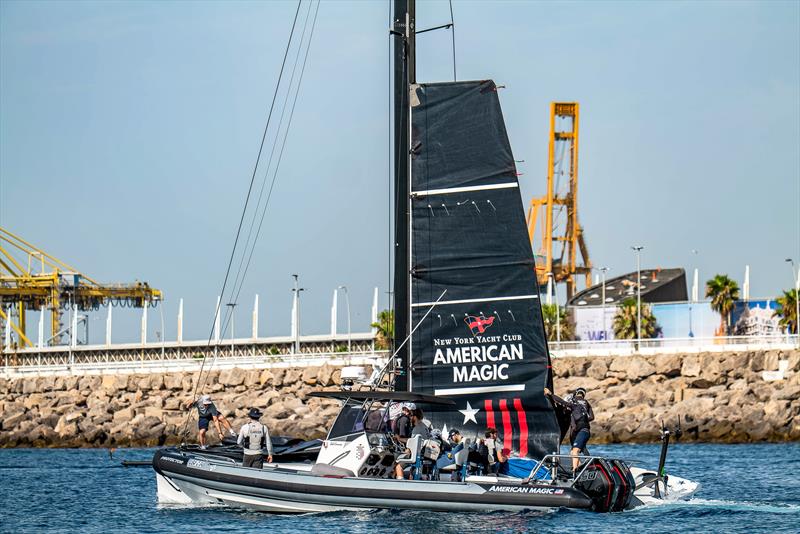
243, 422, 266, 454
571, 400, 591, 432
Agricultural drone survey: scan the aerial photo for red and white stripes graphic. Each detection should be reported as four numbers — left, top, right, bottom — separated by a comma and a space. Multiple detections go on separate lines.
484, 398, 529, 457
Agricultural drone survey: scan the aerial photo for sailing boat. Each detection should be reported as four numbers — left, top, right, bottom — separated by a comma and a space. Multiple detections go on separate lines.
153, 0, 697, 513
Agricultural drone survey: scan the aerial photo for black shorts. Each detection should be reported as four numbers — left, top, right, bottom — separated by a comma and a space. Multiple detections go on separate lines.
571, 428, 590, 451
243, 454, 263, 469
198, 417, 212, 431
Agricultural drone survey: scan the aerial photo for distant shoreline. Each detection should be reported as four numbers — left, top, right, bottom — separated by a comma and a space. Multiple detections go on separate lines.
1, 349, 798, 448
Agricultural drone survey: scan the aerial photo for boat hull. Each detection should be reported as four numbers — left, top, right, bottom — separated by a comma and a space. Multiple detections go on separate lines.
628, 467, 700, 508
153, 448, 592, 513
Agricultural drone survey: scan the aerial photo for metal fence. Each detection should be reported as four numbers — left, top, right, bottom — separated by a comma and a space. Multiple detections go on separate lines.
1, 332, 377, 371
1, 332, 796, 376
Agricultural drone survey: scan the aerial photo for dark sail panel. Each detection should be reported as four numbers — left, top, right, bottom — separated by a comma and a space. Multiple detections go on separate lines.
408, 80, 560, 460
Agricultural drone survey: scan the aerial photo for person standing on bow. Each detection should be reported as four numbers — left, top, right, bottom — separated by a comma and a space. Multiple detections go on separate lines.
237, 407, 273, 468
544, 386, 594, 475
185, 394, 236, 448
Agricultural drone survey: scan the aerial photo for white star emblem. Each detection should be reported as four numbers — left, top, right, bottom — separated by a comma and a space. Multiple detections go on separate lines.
441, 423, 448, 437
459, 401, 480, 425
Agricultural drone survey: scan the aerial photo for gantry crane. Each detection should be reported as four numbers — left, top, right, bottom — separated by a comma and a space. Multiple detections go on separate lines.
0, 227, 161, 348
526, 102, 592, 300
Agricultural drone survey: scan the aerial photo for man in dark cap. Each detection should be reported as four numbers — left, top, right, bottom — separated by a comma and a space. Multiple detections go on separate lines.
185, 394, 236, 449
544, 386, 594, 475
237, 407, 273, 468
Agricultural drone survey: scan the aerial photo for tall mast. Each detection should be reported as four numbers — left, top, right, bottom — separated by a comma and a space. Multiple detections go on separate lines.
392, 0, 415, 391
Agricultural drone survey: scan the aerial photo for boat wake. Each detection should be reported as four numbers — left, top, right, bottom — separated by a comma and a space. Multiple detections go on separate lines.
635, 497, 800, 515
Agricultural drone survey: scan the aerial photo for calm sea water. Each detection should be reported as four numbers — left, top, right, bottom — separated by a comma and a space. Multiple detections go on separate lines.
1, 443, 798, 533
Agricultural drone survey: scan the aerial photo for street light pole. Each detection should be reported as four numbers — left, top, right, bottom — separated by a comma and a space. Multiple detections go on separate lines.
337, 286, 351, 353
226, 302, 237, 355
291, 275, 305, 355
786, 259, 799, 344
632, 246, 644, 346
547, 273, 560, 345
600, 267, 610, 340
689, 249, 699, 338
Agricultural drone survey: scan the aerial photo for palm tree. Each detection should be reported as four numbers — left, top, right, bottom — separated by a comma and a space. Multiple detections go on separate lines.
705, 274, 740, 335
612, 298, 661, 339
371, 309, 394, 350
541, 304, 575, 342
774, 289, 798, 334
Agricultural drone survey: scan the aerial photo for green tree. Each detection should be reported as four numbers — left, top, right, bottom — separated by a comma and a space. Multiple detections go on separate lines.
541, 304, 575, 342
371, 309, 394, 350
705, 274, 740, 335
774, 288, 798, 334
612, 298, 661, 339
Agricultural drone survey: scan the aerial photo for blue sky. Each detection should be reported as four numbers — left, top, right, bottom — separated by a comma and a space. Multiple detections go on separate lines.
1, 0, 798, 343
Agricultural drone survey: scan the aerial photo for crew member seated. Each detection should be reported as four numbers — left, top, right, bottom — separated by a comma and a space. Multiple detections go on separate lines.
495, 446, 510, 476
393, 407, 430, 479
435, 428, 465, 480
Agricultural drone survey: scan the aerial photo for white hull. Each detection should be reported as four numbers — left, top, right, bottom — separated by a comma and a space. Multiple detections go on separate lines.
629, 467, 700, 508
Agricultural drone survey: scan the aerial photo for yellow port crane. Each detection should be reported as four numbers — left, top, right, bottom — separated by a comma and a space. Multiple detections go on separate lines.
0, 226, 161, 348
527, 102, 592, 300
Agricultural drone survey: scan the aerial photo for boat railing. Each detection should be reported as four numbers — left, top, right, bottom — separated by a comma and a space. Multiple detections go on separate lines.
524, 453, 640, 487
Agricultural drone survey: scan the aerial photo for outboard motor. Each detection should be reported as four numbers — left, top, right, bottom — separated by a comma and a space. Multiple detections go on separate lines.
573, 458, 635, 512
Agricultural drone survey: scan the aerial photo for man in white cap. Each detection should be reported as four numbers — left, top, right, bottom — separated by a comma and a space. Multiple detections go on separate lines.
185, 394, 236, 449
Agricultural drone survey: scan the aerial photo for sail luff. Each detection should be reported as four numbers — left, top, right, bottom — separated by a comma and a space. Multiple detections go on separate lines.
408, 80, 560, 459
391, 0, 415, 392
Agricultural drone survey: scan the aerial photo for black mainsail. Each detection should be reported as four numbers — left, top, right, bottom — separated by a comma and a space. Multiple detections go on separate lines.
404, 80, 560, 459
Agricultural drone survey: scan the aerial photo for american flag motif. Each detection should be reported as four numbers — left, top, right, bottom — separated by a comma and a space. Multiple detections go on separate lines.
483, 397, 529, 457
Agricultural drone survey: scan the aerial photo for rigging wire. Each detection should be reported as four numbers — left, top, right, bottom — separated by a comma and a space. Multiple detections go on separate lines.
225, 0, 315, 317
180, 0, 303, 442
222, 0, 321, 339
210, 2, 320, 389
448, 0, 457, 81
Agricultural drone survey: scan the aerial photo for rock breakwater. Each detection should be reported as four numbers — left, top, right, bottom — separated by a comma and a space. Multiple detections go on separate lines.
0, 349, 798, 448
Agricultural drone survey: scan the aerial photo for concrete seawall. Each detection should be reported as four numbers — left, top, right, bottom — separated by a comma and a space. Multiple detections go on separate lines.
1, 349, 798, 448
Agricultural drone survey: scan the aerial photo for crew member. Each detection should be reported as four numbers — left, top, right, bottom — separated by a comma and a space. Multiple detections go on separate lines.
395, 402, 414, 444
544, 386, 594, 474
394, 407, 430, 479
479, 427, 500, 474
237, 407, 273, 468
435, 429, 465, 480
410, 408, 431, 440
387, 401, 404, 433
185, 394, 236, 449
495, 446, 511, 476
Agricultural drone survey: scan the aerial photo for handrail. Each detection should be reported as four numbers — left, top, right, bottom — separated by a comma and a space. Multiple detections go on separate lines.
523, 453, 641, 487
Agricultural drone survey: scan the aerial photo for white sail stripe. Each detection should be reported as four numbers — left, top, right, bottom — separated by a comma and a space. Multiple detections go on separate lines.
411, 182, 518, 197
434, 384, 526, 396
411, 294, 538, 307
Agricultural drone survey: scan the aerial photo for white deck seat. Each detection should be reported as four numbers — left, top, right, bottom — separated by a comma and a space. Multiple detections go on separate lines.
396, 435, 422, 466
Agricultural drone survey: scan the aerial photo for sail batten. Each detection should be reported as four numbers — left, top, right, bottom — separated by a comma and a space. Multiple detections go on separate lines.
408, 80, 560, 460
411, 182, 518, 197
411, 294, 538, 307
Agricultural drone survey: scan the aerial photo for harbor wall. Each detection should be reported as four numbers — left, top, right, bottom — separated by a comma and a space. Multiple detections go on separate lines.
0, 349, 798, 448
